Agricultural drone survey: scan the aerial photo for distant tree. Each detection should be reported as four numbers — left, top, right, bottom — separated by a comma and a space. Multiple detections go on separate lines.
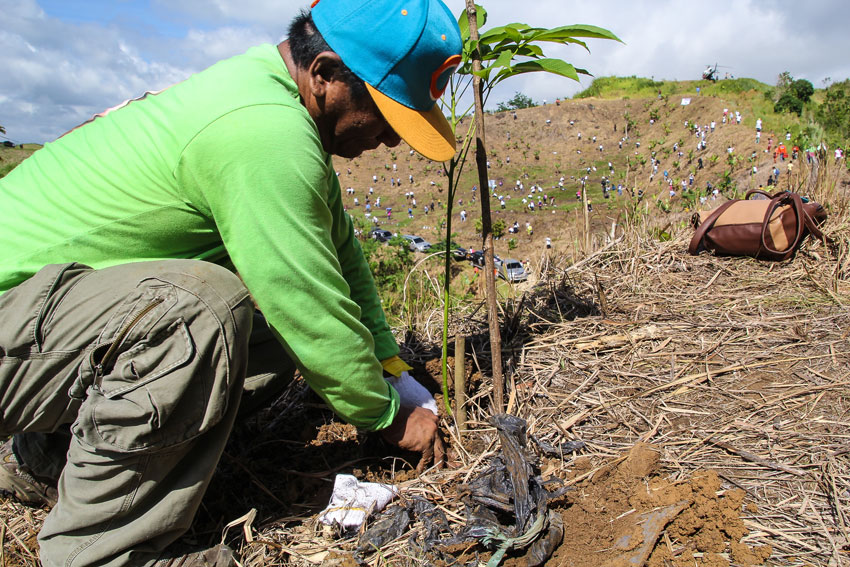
772, 73, 812, 117
791, 79, 814, 103
774, 92, 803, 116
816, 79, 850, 144
771, 71, 794, 103
776, 71, 793, 91
496, 91, 535, 112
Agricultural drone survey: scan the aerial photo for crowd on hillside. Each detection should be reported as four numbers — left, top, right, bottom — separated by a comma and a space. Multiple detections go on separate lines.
338, 96, 847, 248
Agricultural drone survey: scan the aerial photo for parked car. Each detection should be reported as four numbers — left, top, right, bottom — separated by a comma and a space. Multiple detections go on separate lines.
402, 234, 431, 252
497, 258, 527, 282
369, 227, 393, 242
468, 250, 502, 268
468, 250, 484, 267
428, 240, 466, 260
451, 246, 468, 260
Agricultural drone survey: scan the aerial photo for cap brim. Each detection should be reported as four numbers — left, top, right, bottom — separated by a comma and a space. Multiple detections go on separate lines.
366, 83, 456, 162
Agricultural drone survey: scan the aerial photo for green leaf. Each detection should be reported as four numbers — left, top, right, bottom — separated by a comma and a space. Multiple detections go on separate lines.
489, 48, 514, 71
477, 23, 535, 46
532, 24, 622, 44
502, 24, 525, 43
478, 26, 511, 45
471, 67, 490, 80
556, 37, 590, 51
509, 59, 580, 82
514, 44, 544, 58
458, 4, 487, 42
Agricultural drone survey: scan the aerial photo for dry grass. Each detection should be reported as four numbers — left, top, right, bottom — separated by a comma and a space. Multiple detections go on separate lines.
391, 158, 850, 566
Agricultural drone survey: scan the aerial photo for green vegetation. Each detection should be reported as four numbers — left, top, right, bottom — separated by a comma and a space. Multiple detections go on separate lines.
496, 91, 536, 112
492, 218, 505, 239
575, 76, 665, 99
429, 237, 463, 254
0, 146, 38, 179
0, 163, 17, 179
772, 72, 814, 116
575, 75, 771, 100
816, 79, 850, 146
706, 77, 771, 96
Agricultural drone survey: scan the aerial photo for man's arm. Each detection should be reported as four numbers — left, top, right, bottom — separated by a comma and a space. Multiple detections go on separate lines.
176, 105, 398, 430
324, 174, 399, 361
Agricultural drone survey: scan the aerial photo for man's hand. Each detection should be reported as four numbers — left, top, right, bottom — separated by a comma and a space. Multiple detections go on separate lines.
380, 406, 445, 472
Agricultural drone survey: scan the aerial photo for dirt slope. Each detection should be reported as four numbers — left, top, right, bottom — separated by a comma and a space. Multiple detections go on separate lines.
338, 91, 847, 264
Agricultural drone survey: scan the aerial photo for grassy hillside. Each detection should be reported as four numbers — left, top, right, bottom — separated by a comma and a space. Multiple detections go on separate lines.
574, 75, 772, 100
573, 75, 847, 148
0, 145, 40, 178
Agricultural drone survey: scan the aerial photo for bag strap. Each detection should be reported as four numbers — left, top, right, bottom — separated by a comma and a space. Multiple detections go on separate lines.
801, 203, 827, 243
744, 188, 776, 200
688, 199, 737, 255
759, 192, 805, 257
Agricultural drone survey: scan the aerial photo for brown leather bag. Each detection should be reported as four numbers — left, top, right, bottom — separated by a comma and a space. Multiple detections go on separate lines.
688, 190, 827, 261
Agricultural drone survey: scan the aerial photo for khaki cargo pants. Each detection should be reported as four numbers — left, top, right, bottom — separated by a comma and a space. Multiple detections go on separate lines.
0, 260, 295, 566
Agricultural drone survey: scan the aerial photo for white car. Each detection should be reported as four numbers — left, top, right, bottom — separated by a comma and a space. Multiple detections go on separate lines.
401, 234, 431, 252
497, 259, 527, 282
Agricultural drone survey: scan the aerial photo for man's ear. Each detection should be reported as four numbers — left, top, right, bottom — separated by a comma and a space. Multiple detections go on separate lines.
307, 52, 344, 99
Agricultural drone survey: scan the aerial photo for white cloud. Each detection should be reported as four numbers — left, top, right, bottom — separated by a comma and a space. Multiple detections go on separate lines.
180, 27, 278, 66
153, 0, 299, 33
0, 1, 196, 142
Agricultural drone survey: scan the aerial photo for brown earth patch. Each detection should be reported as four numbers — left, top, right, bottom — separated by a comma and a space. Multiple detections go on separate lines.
550, 443, 771, 567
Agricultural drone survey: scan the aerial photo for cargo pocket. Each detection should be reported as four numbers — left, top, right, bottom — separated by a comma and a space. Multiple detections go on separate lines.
72, 283, 230, 452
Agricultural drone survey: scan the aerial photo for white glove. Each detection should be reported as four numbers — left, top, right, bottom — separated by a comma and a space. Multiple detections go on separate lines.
318, 474, 397, 529
387, 371, 438, 416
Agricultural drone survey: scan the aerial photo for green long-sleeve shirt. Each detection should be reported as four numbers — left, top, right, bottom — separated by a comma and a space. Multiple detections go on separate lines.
0, 44, 400, 430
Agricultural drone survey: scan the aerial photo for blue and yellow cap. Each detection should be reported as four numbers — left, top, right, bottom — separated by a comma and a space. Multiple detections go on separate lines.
311, 0, 462, 161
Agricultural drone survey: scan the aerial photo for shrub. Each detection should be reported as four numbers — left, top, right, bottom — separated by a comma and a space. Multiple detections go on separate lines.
496, 91, 536, 111
774, 92, 803, 116
791, 79, 814, 102
493, 219, 506, 239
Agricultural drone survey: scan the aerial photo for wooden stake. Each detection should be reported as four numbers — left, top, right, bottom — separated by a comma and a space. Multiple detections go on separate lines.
454, 335, 467, 431
464, 1, 504, 413
582, 185, 590, 254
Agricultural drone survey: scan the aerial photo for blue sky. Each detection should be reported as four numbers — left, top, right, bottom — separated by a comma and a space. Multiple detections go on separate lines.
2, 0, 849, 144
38, 0, 185, 35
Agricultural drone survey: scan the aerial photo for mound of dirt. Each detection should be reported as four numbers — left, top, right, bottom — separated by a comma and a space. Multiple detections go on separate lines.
551, 443, 771, 567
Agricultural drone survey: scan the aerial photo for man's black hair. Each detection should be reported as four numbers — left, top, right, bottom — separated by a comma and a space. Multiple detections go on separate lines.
288, 10, 368, 101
